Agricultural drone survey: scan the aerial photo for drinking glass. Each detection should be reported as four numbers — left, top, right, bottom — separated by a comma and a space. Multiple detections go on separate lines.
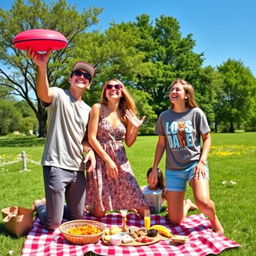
144, 209, 151, 229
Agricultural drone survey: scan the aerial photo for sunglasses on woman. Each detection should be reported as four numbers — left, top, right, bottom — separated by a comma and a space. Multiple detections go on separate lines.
106, 84, 122, 90
72, 70, 91, 81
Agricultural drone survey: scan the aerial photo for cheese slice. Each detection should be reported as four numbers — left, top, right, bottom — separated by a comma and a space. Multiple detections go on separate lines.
171, 235, 189, 244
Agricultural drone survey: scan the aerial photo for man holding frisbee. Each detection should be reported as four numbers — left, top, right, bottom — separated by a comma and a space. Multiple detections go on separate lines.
27, 49, 95, 230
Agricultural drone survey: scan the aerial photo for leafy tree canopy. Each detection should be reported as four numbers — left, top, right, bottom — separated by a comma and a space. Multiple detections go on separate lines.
107, 14, 204, 115
0, 0, 102, 136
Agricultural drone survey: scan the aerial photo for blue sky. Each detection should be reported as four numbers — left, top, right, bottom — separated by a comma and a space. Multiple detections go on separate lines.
2, 0, 256, 74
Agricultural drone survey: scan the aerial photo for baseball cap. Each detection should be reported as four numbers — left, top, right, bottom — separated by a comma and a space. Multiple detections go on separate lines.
72, 61, 96, 79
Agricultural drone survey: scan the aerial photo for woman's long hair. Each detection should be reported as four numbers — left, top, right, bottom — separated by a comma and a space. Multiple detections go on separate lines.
100, 79, 138, 125
170, 79, 199, 108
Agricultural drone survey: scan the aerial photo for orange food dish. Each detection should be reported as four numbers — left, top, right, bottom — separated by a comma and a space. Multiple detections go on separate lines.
68, 224, 102, 236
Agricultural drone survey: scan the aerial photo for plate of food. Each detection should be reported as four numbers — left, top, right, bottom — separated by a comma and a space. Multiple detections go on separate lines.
13, 29, 68, 51
102, 226, 170, 246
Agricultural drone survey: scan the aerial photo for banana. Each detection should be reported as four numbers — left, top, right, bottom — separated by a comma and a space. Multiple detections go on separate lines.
149, 225, 173, 238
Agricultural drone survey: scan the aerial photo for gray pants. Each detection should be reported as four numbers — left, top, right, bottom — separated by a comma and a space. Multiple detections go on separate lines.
37, 166, 86, 230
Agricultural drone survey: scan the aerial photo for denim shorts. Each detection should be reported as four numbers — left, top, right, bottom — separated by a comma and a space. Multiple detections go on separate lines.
165, 162, 209, 192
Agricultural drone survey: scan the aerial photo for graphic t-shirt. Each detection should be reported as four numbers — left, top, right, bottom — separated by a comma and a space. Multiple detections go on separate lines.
155, 108, 210, 170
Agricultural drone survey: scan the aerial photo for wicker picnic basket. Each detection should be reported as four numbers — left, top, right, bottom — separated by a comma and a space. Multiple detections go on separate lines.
59, 219, 105, 245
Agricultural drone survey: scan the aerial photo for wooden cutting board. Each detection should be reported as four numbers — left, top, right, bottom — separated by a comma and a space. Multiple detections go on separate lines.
102, 233, 169, 246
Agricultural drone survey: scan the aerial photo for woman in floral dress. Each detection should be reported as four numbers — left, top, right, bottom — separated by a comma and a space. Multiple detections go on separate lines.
86, 79, 149, 217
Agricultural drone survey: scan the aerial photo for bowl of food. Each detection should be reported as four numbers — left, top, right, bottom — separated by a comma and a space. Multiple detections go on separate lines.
59, 219, 105, 245
110, 234, 122, 246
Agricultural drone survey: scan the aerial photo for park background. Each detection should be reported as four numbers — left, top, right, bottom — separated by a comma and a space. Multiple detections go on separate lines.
0, 0, 256, 255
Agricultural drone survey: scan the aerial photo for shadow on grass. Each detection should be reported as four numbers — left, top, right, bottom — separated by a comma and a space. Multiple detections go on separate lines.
0, 136, 45, 147
0, 223, 19, 239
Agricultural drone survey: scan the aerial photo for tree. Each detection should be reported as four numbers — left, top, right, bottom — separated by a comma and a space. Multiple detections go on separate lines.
217, 59, 256, 132
113, 14, 204, 116
15, 100, 38, 134
197, 66, 223, 131
19, 116, 38, 135
128, 87, 157, 134
0, 100, 21, 135
15, 100, 35, 118
0, 0, 102, 136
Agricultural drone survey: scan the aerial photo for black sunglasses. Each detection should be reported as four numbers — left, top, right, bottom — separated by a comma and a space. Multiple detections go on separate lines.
72, 70, 91, 81
106, 84, 122, 90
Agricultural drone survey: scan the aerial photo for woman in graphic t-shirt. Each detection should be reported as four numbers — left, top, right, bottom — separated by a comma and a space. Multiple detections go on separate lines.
149, 79, 224, 234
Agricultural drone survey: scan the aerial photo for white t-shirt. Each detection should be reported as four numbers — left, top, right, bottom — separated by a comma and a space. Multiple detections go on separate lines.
41, 88, 90, 171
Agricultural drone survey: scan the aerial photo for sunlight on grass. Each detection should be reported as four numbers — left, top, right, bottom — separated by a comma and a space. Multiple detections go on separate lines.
210, 145, 256, 156
0, 153, 20, 163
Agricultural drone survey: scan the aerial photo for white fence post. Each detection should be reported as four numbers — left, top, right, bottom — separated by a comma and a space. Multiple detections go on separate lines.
19, 151, 29, 172
0, 152, 40, 171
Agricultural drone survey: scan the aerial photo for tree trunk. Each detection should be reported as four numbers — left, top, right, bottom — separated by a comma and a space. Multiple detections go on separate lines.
214, 122, 218, 133
229, 121, 235, 133
38, 115, 48, 137
36, 104, 48, 137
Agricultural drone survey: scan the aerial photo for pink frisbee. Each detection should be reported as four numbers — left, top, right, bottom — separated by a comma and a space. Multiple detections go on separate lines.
13, 29, 68, 51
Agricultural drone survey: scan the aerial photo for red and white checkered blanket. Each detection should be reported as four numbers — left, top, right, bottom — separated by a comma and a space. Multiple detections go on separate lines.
22, 213, 240, 256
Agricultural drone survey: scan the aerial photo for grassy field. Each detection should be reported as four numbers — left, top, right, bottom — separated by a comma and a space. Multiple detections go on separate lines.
0, 132, 256, 256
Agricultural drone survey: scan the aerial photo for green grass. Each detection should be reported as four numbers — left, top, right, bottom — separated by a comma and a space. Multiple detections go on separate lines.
1, 133, 256, 256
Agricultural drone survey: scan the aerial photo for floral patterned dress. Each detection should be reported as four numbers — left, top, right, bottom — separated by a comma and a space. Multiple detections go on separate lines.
86, 108, 148, 211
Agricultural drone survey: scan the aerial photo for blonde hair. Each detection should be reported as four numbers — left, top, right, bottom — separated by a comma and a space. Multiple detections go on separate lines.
100, 79, 138, 125
170, 79, 198, 108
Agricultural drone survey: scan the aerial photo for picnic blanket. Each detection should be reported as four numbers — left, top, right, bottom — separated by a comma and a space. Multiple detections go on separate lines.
21, 213, 240, 256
